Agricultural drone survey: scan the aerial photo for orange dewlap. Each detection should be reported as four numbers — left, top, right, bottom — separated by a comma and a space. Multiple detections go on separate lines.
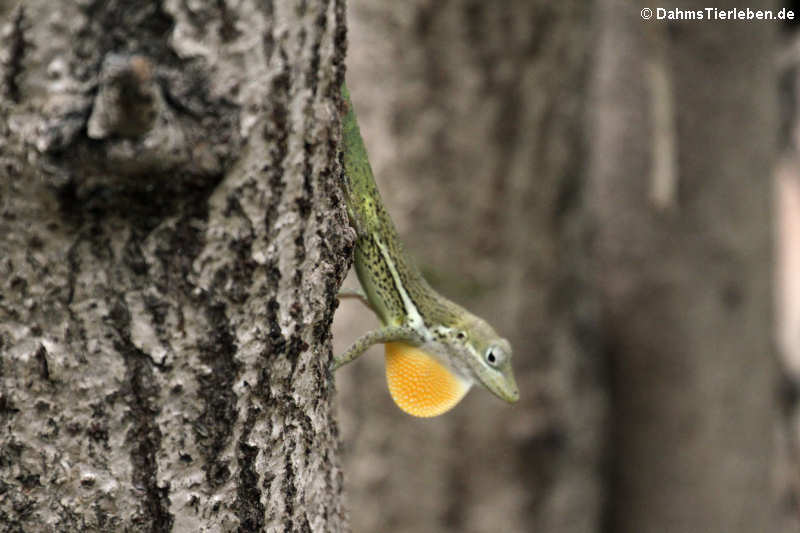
384, 342, 471, 418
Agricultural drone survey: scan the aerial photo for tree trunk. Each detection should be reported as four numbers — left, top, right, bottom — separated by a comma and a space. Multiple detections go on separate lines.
589, 1, 783, 531
338, 2, 605, 532
0, 1, 350, 531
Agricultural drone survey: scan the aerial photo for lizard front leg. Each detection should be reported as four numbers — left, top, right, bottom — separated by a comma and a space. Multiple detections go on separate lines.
333, 325, 425, 370
336, 287, 374, 312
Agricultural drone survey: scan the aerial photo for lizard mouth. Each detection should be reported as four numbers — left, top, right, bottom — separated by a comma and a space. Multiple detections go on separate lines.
504, 383, 520, 403
497, 377, 520, 403
482, 369, 519, 404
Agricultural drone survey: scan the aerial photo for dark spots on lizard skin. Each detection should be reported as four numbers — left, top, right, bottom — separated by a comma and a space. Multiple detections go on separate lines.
356, 234, 405, 320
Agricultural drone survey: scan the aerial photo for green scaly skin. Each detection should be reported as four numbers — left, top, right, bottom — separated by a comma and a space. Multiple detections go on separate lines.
335, 84, 519, 405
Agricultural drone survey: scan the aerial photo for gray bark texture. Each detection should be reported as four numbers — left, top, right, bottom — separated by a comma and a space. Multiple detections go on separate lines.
0, 1, 351, 531
589, 1, 785, 532
338, 2, 605, 532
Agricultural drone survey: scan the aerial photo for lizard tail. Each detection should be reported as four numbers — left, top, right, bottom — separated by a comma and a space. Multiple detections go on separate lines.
341, 84, 395, 238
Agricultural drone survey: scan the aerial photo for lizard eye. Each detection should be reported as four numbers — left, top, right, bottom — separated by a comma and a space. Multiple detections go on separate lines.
485, 347, 498, 367
456, 331, 466, 340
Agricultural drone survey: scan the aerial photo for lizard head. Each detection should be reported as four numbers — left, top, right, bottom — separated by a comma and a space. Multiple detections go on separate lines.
382, 312, 519, 417
445, 314, 519, 404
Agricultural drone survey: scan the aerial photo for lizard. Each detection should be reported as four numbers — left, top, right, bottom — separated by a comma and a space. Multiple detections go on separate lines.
334, 83, 519, 418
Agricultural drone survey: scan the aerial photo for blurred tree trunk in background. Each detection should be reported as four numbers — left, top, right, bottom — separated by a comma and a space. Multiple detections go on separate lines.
338, 2, 606, 532
776, 18, 800, 529
589, 1, 786, 532
0, 1, 350, 530
341, 1, 792, 532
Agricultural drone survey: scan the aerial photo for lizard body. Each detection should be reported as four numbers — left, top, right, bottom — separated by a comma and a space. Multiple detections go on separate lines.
336, 84, 519, 417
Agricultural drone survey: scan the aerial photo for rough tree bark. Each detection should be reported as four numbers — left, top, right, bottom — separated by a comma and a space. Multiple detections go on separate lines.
338, 2, 605, 532
589, 1, 784, 531
0, 1, 350, 531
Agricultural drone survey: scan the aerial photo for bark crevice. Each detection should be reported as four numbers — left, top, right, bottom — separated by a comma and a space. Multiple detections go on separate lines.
110, 298, 173, 533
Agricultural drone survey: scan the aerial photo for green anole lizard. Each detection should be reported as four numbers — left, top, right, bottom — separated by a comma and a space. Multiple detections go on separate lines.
335, 84, 519, 417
